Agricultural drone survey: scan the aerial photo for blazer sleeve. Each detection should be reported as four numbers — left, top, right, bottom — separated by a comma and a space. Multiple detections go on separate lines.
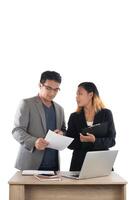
60, 109, 66, 134
12, 100, 37, 152
92, 109, 116, 150
54, 102, 66, 135
66, 114, 82, 150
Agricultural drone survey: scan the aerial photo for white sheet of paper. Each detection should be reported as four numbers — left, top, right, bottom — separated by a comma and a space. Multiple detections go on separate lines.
45, 130, 74, 151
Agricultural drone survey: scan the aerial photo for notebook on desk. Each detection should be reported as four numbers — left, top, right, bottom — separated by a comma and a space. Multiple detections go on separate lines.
22, 170, 55, 176
62, 150, 118, 179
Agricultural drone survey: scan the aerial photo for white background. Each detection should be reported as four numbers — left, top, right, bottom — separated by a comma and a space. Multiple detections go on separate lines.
0, 1, 134, 199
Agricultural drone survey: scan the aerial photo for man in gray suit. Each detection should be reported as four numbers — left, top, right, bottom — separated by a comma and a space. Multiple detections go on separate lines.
12, 71, 66, 170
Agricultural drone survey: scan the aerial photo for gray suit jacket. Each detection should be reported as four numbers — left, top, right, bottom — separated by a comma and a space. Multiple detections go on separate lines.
12, 96, 66, 170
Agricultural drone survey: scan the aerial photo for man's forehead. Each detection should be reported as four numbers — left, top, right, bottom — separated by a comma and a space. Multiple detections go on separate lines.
45, 79, 60, 87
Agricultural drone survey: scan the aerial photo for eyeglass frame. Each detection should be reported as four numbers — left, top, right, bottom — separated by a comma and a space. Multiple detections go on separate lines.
42, 84, 60, 93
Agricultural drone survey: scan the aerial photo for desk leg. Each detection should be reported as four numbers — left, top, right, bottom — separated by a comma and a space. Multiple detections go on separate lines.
121, 185, 126, 200
9, 185, 25, 200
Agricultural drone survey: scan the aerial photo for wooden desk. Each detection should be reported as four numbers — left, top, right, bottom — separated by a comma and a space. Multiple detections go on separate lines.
8, 171, 127, 200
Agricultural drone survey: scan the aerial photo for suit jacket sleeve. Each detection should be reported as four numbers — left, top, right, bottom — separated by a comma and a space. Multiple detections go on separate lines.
12, 100, 37, 152
92, 110, 116, 150
66, 113, 82, 150
60, 108, 66, 134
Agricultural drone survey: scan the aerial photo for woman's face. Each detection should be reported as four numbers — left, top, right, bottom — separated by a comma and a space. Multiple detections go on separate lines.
76, 86, 93, 107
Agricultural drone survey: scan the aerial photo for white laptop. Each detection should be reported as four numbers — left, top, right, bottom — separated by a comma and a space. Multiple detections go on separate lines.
62, 150, 118, 179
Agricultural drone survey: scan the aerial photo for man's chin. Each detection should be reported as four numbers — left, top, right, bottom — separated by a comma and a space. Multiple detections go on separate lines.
47, 97, 54, 102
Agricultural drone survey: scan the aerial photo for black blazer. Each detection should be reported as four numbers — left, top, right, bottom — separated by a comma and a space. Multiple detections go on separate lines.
66, 108, 116, 171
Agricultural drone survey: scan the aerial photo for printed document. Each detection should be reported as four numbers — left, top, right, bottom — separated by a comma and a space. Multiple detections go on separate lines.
45, 130, 74, 150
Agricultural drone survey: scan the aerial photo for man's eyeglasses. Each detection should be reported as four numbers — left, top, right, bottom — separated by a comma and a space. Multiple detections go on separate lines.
42, 84, 60, 93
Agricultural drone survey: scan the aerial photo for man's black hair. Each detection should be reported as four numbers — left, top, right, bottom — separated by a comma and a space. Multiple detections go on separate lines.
40, 71, 62, 84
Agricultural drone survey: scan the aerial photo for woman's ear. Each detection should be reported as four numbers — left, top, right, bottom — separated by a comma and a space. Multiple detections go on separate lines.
88, 92, 93, 99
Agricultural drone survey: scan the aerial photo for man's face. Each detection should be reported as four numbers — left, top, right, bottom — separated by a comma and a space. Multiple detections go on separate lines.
40, 80, 60, 102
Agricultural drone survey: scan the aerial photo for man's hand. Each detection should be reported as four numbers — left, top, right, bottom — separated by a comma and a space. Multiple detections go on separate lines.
54, 129, 63, 135
80, 133, 96, 143
35, 138, 49, 150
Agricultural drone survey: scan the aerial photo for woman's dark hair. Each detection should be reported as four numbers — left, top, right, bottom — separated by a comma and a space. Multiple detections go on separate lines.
78, 82, 99, 96
40, 71, 62, 84
77, 82, 105, 112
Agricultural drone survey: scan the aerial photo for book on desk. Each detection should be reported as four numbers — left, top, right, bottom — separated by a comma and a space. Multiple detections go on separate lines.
22, 170, 61, 181
22, 170, 55, 176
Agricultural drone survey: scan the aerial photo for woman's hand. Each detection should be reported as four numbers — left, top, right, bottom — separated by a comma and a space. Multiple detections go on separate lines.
54, 129, 63, 135
80, 133, 96, 143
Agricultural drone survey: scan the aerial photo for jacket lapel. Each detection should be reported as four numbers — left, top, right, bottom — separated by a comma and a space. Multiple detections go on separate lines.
34, 96, 47, 134
79, 109, 87, 128
53, 102, 60, 129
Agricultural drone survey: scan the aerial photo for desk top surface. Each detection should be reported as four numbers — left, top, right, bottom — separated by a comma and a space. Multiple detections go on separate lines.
8, 171, 127, 185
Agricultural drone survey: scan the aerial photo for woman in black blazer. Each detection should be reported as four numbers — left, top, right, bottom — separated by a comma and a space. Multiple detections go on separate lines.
66, 82, 116, 171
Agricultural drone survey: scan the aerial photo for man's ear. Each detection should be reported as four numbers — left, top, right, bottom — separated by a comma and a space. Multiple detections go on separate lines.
39, 83, 42, 88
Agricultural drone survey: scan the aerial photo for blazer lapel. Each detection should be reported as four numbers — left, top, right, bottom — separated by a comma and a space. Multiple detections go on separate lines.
53, 102, 60, 129
34, 96, 47, 134
79, 109, 88, 128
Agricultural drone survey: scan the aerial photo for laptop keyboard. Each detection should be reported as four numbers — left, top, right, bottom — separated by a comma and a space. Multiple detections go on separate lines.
61, 171, 80, 177
72, 174, 79, 177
